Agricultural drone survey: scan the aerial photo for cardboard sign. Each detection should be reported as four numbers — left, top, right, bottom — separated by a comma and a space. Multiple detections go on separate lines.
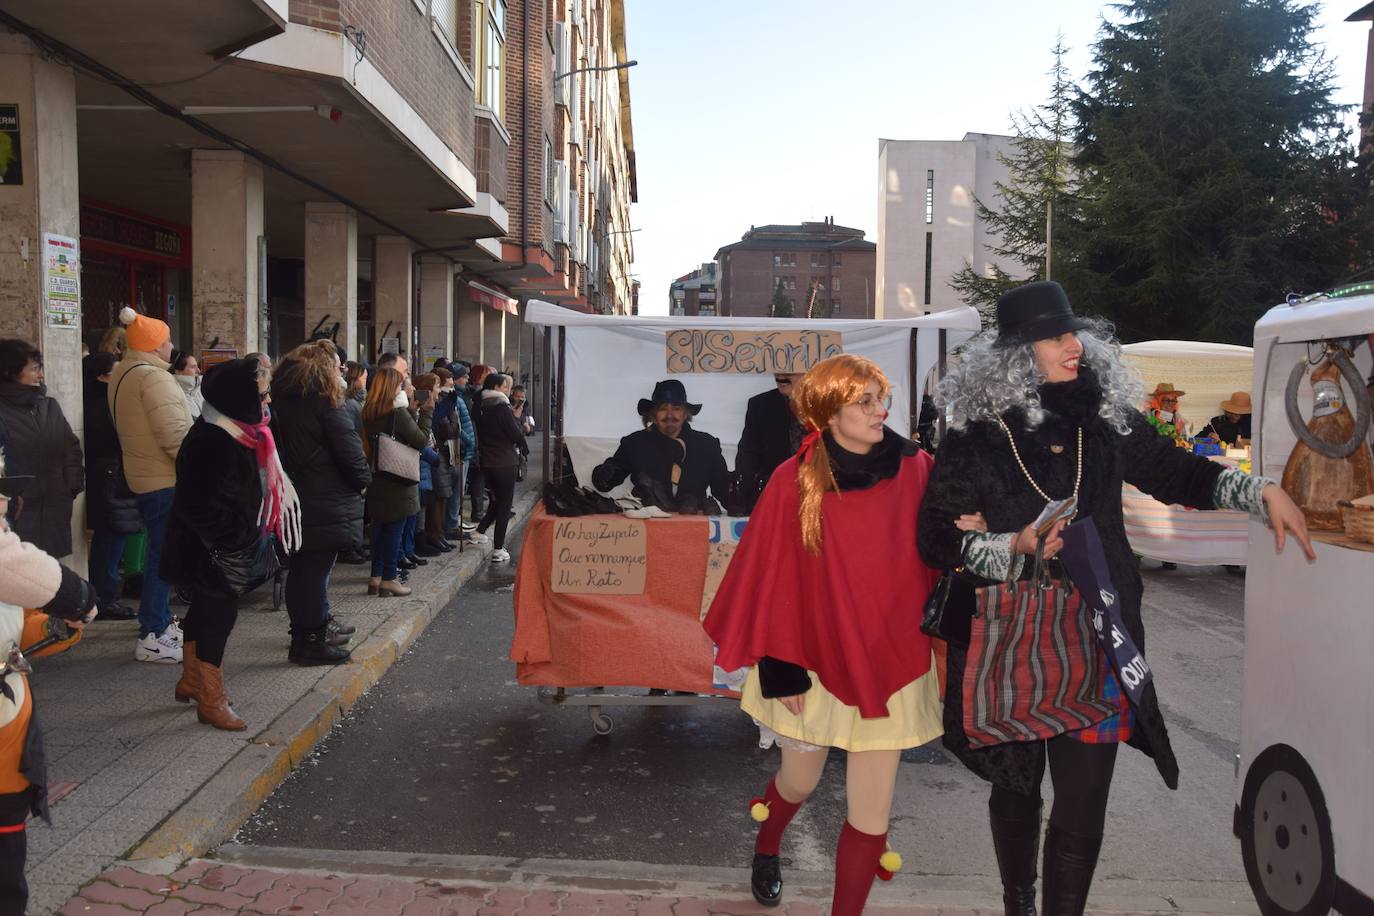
552, 517, 648, 594
665, 329, 842, 374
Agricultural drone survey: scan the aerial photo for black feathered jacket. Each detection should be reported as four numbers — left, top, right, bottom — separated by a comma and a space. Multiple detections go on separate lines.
918, 367, 1224, 794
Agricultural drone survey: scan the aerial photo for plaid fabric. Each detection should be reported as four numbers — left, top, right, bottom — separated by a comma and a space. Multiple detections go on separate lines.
1071, 654, 1134, 744
963, 581, 1116, 747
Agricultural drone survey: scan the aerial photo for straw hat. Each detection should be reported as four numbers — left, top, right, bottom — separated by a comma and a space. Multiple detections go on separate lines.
1220, 391, 1252, 415
1151, 382, 1186, 398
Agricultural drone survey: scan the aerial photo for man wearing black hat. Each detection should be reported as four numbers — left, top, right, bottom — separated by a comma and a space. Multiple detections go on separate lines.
592, 379, 730, 513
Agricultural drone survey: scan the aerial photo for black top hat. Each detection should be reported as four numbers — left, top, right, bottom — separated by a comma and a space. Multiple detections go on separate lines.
638, 379, 701, 416
995, 280, 1092, 345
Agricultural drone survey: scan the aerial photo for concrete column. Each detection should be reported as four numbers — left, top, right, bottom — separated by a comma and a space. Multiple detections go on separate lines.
373, 236, 413, 363
0, 34, 86, 572
483, 306, 505, 373
417, 257, 454, 373
304, 202, 357, 360
191, 150, 264, 355
455, 285, 483, 365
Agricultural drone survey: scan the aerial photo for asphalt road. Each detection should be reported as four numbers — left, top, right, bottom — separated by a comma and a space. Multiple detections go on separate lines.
232, 516, 1258, 910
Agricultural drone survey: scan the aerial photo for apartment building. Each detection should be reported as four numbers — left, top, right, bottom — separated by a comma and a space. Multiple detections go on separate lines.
714, 219, 876, 319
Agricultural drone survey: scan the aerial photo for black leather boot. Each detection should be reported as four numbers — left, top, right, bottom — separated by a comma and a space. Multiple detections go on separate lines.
1041, 826, 1102, 916
989, 804, 1041, 915
750, 852, 783, 907
289, 630, 352, 666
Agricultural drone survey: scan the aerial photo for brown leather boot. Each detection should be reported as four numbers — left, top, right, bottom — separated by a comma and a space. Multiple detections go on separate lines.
195, 660, 246, 731
174, 642, 200, 704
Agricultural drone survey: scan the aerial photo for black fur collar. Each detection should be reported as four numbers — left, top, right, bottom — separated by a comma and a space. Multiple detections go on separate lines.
1038, 363, 1105, 426
825, 426, 918, 491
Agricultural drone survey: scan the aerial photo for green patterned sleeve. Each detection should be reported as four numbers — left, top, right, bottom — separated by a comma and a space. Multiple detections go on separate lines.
959, 531, 1026, 582
1212, 467, 1276, 522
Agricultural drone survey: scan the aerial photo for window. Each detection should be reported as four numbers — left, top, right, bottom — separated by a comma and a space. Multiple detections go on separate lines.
831, 299, 842, 317
810, 253, 826, 268
832, 276, 841, 292
781, 277, 797, 292
773, 252, 796, 268
832, 253, 842, 267
474, 0, 506, 115
433, 0, 461, 48
923, 231, 933, 305
544, 137, 554, 204
925, 169, 934, 224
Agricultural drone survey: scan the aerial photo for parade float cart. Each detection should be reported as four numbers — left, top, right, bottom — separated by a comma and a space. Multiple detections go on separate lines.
510, 302, 980, 734
1120, 340, 1257, 566
1234, 290, 1374, 915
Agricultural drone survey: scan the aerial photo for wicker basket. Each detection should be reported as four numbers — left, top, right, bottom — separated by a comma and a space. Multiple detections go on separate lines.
1340, 495, 1374, 545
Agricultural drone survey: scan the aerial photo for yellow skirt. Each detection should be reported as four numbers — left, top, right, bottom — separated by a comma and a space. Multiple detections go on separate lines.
739, 656, 944, 753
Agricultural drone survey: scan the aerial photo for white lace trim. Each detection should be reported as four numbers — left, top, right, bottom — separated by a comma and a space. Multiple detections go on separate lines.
754, 720, 827, 753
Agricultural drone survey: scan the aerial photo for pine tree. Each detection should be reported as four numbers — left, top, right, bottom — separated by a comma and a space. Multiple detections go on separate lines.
1071, 0, 1365, 343
950, 36, 1082, 325
770, 279, 793, 318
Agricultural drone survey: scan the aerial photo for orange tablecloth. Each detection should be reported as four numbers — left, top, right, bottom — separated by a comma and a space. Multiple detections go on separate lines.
510, 507, 721, 692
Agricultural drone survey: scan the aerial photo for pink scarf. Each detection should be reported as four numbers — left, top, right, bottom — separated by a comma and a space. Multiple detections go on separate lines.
203, 404, 302, 552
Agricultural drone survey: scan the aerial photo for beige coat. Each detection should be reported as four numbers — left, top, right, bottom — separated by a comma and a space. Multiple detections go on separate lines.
0, 524, 62, 647
108, 350, 191, 494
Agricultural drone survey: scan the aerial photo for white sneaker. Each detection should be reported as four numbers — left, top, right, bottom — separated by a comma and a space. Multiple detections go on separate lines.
464, 531, 489, 545
135, 631, 183, 663
460, 520, 477, 531
163, 619, 184, 645
490, 548, 511, 564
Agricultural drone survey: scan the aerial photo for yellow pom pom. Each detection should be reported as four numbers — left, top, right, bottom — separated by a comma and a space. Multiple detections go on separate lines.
750, 802, 770, 822
879, 850, 903, 873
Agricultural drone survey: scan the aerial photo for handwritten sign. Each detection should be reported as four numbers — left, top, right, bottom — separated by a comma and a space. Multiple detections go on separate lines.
665, 329, 842, 374
552, 517, 648, 594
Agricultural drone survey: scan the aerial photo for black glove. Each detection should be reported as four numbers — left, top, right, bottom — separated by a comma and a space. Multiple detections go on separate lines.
42, 565, 97, 622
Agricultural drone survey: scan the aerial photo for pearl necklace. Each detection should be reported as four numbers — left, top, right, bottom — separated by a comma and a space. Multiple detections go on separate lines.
995, 417, 1083, 510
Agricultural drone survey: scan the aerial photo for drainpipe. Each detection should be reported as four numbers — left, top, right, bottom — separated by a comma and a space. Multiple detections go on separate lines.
520, 0, 530, 275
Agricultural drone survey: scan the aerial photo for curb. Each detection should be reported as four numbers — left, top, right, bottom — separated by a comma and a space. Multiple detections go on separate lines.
125, 487, 544, 865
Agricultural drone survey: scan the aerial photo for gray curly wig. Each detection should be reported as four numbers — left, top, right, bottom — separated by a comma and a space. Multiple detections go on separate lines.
936, 317, 1144, 434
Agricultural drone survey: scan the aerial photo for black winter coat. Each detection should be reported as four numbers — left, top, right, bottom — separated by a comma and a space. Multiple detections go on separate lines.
82, 381, 141, 534
161, 421, 264, 595
0, 382, 83, 557
917, 370, 1225, 794
269, 381, 371, 555
592, 423, 730, 512
475, 392, 529, 471
735, 387, 803, 483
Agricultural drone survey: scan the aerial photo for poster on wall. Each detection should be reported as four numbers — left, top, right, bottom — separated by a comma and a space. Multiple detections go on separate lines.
0, 104, 21, 185
42, 233, 80, 328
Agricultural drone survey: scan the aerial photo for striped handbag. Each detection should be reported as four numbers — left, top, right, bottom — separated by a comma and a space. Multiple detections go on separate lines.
961, 555, 1114, 747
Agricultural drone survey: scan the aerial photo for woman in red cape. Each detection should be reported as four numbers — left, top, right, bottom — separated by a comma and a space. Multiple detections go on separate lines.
703, 354, 943, 915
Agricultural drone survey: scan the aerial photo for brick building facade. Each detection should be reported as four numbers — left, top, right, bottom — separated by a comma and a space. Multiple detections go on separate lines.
714, 220, 876, 319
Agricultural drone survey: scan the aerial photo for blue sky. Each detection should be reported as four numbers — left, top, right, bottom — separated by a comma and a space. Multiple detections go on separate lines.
622, 0, 1372, 314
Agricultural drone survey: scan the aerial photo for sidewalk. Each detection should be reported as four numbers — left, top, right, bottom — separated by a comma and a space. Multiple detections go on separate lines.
23, 482, 543, 916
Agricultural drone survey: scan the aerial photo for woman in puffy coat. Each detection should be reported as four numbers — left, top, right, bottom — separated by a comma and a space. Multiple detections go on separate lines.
0, 340, 83, 559
162, 358, 298, 731
361, 368, 432, 597
82, 353, 141, 620
269, 341, 370, 665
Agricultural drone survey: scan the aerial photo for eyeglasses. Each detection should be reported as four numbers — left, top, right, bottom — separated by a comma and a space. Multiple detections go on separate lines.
851, 393, 892, 415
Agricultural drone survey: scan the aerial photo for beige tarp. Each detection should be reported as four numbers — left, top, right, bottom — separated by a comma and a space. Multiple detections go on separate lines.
1122, 340, 1254, 434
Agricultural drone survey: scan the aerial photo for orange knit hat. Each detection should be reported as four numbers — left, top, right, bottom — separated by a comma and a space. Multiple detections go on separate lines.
119, 306, 170, 352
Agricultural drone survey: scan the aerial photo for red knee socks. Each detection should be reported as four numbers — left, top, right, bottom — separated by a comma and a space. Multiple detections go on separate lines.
832, 821, 891, 916
751, 779, 804, 855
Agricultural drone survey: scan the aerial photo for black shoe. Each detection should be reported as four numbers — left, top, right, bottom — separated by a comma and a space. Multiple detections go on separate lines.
415, 545, 442, 558
750, 853, 783, 907
408, 554, 430, 566
397, 556, 418, 570
990, 804, 1041, 916
289, 630, 351, 666
444, 529, 462, 540
338, 549, 369, 565
98, 604, 138, 621
398, 569, 411, 583
326, 617, 356, 636
1041, 827, 1102, 916
434, 540, 455, 552
1160, 561, 1177, 570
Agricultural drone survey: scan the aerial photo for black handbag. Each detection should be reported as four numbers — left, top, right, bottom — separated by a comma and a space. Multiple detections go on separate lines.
208, 535, 283, 597
921, 537, 985, 647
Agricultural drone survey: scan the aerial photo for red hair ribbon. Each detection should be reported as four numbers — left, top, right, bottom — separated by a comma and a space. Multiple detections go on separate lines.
798, 425, 823, 459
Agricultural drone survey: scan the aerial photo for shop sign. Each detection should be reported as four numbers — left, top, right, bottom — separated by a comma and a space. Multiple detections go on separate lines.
469, 282, 519, 315
200, 348, 238, 370
665, 329, 842, 374
0, 104, 21, 185
80, 204, 184, 260
42, 233, 80, 329
552, 517, 648, 594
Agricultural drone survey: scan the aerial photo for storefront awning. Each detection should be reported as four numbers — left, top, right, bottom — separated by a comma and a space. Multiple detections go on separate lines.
469, 281, 518, 316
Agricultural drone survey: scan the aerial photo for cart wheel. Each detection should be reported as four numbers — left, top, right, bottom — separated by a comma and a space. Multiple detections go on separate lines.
272, 571, 286, 611
1240, 744, 1336, 916
590, 709, 614, 736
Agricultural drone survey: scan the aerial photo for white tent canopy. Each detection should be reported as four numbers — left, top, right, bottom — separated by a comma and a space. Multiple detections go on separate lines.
523, 301, 981, 488
1122, 339, 1254, 434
